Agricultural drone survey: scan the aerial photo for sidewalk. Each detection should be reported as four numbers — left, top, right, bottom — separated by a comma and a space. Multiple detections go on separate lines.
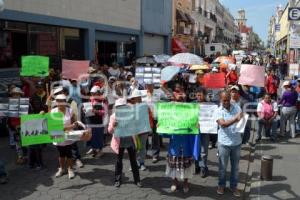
247, 136, 300, 200
0, 135, 253, 200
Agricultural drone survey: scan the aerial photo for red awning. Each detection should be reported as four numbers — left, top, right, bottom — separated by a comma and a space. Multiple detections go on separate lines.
172, 38, 188, 55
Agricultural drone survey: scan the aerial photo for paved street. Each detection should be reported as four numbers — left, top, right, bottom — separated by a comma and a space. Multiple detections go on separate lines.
248, 136, 300, 200
0, 135, 252, 200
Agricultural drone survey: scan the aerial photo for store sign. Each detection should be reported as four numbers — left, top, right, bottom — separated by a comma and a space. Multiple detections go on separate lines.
290, 33, 300, 49
289, 63, 299, 76
288, 7, 300, 20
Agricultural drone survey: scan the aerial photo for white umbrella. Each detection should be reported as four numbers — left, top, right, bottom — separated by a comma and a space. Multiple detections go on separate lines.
161, 66, 181, 82
153, 54, 171, 64
168, 53, 204, 65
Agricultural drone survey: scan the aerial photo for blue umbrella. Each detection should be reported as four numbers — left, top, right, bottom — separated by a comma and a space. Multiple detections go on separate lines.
161, 66, 181, 82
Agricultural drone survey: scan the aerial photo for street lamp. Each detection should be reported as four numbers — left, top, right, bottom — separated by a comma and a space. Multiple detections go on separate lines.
0, 0, 4, 12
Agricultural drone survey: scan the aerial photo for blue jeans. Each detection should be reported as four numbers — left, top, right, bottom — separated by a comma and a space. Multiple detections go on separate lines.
196, 133, 210, 169
218, 144, 241, 189
87, 127, 104, 150
257, 118, 278, 139
0, 159, 7, 178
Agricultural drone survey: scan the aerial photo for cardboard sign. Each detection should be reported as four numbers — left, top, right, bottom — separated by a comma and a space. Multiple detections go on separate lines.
20, 112, 64, 146
238, 65, 265, 87
62, 59, 89, 80
114, 103, 151, 137
199, 103, 218, 134
135, 66, 161, 86
0, 98, 29, 117
156, 102, 199, 134
21, 56, 49, 77
203, 73, 226, 88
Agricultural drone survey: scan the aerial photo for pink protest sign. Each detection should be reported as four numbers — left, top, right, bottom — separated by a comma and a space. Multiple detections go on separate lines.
238, 65, 265, 87
62, 59, 89, 80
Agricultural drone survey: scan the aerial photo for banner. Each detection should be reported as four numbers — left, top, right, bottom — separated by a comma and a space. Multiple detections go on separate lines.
0, 98, 29, 117
203, 73, 225, 88
238, 65, 265, 87
21, 56, 49, 77
156, 103, 199, 134
114, 103, 151, 137
135, 66, 161, 86
199, 104, 218, 134
20, 112, 64, 146
62, 59, 89, 80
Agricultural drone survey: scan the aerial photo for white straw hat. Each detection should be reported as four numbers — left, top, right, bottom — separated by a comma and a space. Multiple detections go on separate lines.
55, 94, 67, 101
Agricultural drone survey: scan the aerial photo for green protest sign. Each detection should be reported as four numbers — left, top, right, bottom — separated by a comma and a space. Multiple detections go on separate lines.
20, 112, 64, 146
156, 102, 199, 134
21, 56, 49, 77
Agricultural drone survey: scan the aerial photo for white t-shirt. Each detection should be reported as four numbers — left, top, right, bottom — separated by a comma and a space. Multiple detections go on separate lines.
51, 107, 74, 146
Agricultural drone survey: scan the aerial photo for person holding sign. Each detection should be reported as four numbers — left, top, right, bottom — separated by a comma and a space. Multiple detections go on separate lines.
85, 86, 108, 158
128, 90, 153, 171
194, 88, 216, 178
108, 98, 142, 188
215, 91, 243, 197
28, 81, 48, 170
162, 84, 199, 194
51, 94, 78, 179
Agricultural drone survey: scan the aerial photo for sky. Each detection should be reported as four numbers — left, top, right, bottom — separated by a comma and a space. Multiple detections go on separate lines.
220, 0, 288, 43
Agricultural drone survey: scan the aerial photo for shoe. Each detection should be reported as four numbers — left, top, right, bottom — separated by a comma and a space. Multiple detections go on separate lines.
170, 185, 177, 192
152, 157, 159, 163
200, 168, 208, 178
208, 144, 213, 149
183, 186, 190, 193
114, 181, 121, 187
231, 188, 241, 198
94, 151, 104, 158
140, 164, 147, 171
136, 182, 143, 188
76, 159, 84, 168
255, 138, 261, 143
68, 169, 75, 179
0, 177, 8, 184
217, 187, 225, 195
55, 168, 64, 178
86, 149, 95, 155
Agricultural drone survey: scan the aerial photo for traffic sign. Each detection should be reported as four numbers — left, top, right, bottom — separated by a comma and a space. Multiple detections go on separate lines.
288, 7, 300, 20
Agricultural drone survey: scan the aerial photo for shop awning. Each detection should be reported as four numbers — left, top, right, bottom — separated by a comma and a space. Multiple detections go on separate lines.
176, 9, 188, 22
172, 38, 188, 55
185, 14, 195, 24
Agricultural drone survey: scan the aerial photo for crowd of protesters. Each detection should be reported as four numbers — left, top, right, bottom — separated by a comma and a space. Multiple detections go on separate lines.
0, 52, 299, 198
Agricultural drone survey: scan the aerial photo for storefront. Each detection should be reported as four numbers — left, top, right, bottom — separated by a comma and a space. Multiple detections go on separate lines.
95, 31, 137, 66
0, 20, 85, 69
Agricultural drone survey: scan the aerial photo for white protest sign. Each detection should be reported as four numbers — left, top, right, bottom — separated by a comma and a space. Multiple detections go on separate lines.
235, 114, 249, 133
199, 104, 218, 134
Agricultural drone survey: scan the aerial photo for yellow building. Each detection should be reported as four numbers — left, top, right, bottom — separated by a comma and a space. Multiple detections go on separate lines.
275, 4, 289, 60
